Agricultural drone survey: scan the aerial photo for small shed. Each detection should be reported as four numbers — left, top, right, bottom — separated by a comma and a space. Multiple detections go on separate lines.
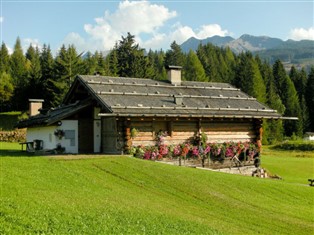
17, 66, 283, 154
304, 132, 314, 141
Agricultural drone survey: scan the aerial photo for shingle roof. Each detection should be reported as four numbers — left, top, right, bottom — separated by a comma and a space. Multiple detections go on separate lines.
77, 75, 281, 119
16, 99, 91, 128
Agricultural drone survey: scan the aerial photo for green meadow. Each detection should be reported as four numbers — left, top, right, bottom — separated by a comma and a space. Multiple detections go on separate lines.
0, 142, 313, 234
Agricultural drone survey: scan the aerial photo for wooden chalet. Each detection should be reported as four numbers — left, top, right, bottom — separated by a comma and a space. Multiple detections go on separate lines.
17, 66, 283, 154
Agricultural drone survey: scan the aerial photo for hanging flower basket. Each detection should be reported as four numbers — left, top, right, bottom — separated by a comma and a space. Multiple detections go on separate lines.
54, 129, 65, 139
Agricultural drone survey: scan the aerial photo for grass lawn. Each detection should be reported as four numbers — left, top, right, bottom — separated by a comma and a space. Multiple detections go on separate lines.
0, 112, 22, 131
0, 142, 23, 151
0, 142, 313, 234
261, 146, 314, 184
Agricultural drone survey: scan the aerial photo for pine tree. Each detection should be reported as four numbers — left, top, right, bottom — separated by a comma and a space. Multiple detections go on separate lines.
197, 44, 220, 82
273, 60, 302, 136
9, 37, 27, 87
234, 52, 266, 103
23, 44, 46, 107
272, 60, 287, 98
290, 67, 309, 133
145, 49, 167, 80
96, 52, 108, 75
305, 67, 314, 131
147, 50, 158, 79
54, 44, 83, 87
40, 44, 54, 81
53, 44, 83, 105
0, 72, 14, 111
300, 95, 310, 133
53, 45, 68, 104
185, 50, 207, 82
0, 43, 10, 74
82, 51, 97, 75
40, 44, 55, 108
290, 66, 307, 98
251, 59, 266, 104
165, 41, 185, 67
222, 47, 236, 83
107, 48, 119, 76
26, 44, 42, 82
154, 50, 167, 80
283, 78, 303, 136
10, 37, 28, 110
265, 71, 285, 143
116, 33, 152, 78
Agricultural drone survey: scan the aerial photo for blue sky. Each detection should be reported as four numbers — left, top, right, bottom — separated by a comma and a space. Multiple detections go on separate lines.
1, 0, 313, 55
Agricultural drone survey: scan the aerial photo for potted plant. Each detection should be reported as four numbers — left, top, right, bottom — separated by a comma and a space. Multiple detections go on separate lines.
54, 129, 65, 139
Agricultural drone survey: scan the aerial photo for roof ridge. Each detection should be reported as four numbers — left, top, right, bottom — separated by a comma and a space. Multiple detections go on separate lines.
79, 75, 236, 89
96, 91, 255, 100
85, 79, 239, 91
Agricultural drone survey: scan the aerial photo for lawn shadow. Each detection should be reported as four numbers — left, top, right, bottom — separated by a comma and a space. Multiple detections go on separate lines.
0, 149, 34, 157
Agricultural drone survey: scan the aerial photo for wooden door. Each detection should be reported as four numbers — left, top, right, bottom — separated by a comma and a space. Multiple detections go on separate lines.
78, 119, 93, 153
102, 117, 118, 154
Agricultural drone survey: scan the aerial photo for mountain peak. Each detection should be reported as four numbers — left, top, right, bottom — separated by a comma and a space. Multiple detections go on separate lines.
180, 34, 286, 53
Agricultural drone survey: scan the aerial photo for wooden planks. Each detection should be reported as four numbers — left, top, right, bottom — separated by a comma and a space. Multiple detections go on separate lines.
129, 119, 257, 146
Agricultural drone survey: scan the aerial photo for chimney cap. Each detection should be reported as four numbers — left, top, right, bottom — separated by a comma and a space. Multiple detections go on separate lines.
167, 65, 182, 85
166, 65, 182, 70
28, 99, 44, 103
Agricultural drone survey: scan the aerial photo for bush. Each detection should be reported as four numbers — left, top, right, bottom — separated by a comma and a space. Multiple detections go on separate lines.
0, 112, 23, 131
272, 140, 314, 151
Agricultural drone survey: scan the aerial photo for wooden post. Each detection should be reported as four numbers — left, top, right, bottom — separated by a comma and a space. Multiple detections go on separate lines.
198, 119, 202, 134
124, 120, 132, 153
254, 119, 263, 152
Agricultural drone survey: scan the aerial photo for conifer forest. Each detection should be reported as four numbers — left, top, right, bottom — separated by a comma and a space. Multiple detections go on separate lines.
1, 33, 313, 143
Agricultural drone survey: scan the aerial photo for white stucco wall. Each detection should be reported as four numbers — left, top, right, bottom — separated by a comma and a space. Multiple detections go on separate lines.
27, 120, 78, 153
27, 126, 56, 150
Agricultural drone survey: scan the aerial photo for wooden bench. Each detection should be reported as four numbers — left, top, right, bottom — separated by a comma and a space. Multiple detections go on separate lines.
20, 142, 34, 152
308, 179, 314, 186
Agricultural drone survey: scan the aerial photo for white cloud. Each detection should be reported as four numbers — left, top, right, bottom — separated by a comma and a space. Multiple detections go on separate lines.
169, 24, 196, 44
141, 33, 167, 50
65, 0, 176, 52
110, 0, 176, 34
62, 1, 230, 52
0, 16, 3, 23
22, 38, 42, 52
63, 32, 89, 51
142, 23, 230, 50
196, 24, 229, 39
289, 27, 314, 40
7, 46, 13, 55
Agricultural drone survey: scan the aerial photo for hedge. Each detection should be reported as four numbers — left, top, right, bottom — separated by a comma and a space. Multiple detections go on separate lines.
272, 140, 314, 151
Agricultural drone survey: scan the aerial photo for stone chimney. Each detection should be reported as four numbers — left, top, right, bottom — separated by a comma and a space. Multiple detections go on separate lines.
29, 99, 44, 116
166, 65, 182, 85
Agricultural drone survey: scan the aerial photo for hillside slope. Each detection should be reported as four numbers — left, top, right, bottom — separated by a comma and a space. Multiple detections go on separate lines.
1, 156, 313, 234
180, 34, 314, 69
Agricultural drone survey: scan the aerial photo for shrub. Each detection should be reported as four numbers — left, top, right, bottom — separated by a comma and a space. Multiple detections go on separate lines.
272, 140, 314, 151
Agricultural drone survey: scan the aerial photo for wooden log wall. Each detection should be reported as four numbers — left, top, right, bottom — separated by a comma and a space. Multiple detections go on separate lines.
128, 118, 259, 148
130, 121, 155, 146
201, 121, 255, 143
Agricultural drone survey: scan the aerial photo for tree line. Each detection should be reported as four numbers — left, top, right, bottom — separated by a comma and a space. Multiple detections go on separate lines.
0, 33, 313, 143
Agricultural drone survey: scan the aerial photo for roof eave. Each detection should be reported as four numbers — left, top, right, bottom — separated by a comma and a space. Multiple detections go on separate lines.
98, 112, 282, 119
